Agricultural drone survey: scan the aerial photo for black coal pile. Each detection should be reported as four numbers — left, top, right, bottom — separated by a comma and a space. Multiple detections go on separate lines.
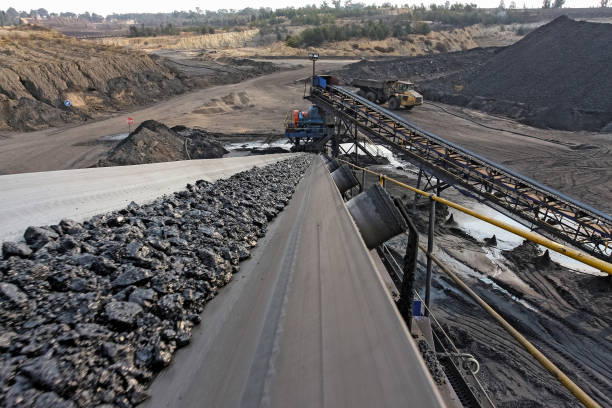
460, 16, 612, 132
335, 16, 612, 132
334, 47, 495, 86
98, 120, 228, 167
0, 156, 311, 407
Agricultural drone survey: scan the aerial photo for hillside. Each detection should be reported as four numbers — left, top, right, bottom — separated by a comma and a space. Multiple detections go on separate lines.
0, 27, 187, 132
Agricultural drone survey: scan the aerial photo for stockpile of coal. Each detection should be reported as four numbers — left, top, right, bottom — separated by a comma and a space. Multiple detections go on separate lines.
335, 16, 612, 132
98, 120, 228, 167
0, 156, 311, 407
335, 47, 495, 86
460, 16, 612, 131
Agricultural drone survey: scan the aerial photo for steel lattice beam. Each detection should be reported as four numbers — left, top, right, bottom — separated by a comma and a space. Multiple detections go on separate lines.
308, 85, 612, 261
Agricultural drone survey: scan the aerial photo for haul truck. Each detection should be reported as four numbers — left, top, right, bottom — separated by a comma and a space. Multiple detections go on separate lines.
352, 79, 423, 110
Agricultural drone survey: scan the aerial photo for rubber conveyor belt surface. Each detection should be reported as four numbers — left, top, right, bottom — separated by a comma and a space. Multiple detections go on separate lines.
0, 154, 293, 243
144, 157, 445, 408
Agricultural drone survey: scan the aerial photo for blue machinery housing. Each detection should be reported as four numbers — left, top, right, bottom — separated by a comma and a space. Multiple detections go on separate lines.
306, 76, 611, 261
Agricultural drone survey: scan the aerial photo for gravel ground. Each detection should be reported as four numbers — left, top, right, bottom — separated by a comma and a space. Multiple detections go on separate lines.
0, 156, 311, 407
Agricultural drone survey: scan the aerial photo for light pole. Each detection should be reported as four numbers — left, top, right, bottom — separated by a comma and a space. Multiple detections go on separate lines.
308, 52, 319, 80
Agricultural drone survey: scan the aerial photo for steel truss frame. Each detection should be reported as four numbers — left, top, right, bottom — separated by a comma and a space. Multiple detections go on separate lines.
308, 85, 612, 261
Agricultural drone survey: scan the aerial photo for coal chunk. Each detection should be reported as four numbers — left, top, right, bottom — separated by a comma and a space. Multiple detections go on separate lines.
21, 355, 65, 393
24, 226, 59, 250
129, 288, 157, 308
105, 301, 143, 327
156, 294, 184, 320
34, 391, 76, 408
2, 241, 33, 259
0, 282, 28, 307
111, 266, 152, 289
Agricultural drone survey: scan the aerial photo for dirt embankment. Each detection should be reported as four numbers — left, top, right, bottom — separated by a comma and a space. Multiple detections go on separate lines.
98, 120, 227, 167
335, 16, 612, 132
0, 27, 187, 132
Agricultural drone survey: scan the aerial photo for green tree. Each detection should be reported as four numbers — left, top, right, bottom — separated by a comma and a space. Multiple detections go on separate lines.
285, 35, 298, 47
552, 0, 565, 7
414, 21, 431, 35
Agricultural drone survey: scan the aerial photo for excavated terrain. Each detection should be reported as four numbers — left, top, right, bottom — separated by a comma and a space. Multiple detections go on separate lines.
0, 156, 311, 407
0, 27, 186, 132
97, 120, 228, 167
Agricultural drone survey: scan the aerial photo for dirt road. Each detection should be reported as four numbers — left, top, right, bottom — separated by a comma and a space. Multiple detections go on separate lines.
0, 61, 352, 175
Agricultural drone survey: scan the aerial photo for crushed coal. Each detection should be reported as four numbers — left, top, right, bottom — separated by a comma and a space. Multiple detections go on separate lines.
460, 16, 612, 131
97, 120, 228, 167
0, 156, 311, 407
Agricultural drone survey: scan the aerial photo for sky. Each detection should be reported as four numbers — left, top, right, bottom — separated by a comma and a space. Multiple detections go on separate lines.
4, 0, 603, 17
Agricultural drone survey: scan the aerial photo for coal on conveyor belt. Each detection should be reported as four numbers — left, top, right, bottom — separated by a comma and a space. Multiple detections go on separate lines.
0, 156, 311, 408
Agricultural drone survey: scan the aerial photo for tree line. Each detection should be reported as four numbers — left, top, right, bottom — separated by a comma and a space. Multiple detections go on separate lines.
285, 20, 432, 47
127, 23, 215, 37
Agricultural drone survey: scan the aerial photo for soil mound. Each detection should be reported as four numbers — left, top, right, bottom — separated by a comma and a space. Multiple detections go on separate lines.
98, 120, 227, 166
0, 27, 187, 132
462, 16, 612, 131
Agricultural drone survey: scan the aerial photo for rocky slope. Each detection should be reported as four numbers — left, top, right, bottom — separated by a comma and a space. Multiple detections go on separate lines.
0, 156, 311, 407
97, 120, 228, 167
0, 27, 186, 132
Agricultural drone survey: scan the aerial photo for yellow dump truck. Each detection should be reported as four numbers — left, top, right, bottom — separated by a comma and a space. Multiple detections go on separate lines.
352, 79, 423, 110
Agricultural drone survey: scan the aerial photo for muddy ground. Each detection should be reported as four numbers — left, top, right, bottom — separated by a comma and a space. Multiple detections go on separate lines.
352, 168, 611, 407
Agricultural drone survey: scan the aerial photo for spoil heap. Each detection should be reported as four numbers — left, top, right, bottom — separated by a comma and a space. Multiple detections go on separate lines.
0, 27, 187, 132
98, 120, 228, 166
0, 157, 311, 407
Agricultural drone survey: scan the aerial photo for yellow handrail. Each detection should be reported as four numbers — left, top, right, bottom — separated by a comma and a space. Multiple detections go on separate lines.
337, 158, 612, 275
420, 243, 602, 408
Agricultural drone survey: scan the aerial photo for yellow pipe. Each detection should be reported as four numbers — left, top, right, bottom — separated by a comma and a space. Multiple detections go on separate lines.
419, 243, 602, 408
338, 159, 612, 275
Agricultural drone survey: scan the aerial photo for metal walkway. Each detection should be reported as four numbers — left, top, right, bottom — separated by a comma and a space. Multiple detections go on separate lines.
308, 84, 612, 261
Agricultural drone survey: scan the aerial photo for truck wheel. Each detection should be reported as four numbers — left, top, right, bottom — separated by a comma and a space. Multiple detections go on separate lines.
366, 92, 377, 103
388, 97, 400, 110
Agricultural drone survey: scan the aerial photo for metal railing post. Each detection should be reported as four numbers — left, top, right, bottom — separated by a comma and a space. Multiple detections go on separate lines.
412, 169, 422, 216
395, 200, 419, 331
425, 196, 436, 316
360, 169, 365, 193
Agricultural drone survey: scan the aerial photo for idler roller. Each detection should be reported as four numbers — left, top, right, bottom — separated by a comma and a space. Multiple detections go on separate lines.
331, 164, 360, 194
346, 184, 408, 249
325, 158, 340, 172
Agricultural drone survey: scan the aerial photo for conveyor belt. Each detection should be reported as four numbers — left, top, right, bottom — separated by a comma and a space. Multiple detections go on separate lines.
308, 84, 612, 261
0, 154, 293, 243
144, 158, 446, 408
